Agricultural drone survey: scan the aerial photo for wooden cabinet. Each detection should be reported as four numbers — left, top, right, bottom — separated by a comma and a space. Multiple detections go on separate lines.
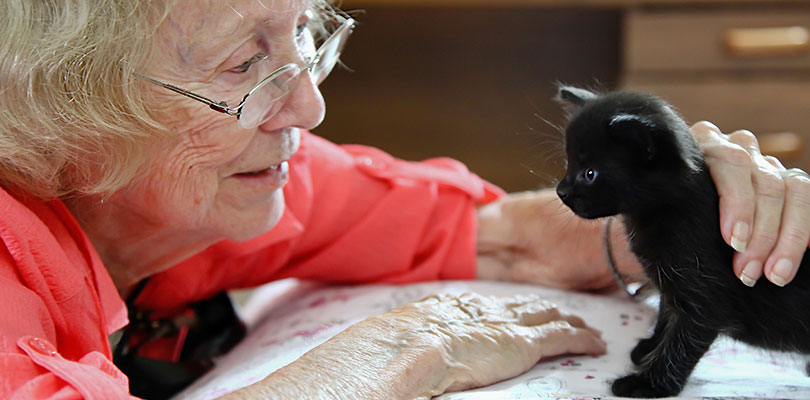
622, 6, 810, 168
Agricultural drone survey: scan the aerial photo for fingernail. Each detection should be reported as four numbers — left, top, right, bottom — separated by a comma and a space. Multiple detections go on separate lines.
740, 260, 760, 287
730, 222, 748, 253
771, 259, 793, 287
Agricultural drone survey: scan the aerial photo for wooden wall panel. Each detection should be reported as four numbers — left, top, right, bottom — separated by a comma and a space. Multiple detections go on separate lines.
313, 7, 621, 191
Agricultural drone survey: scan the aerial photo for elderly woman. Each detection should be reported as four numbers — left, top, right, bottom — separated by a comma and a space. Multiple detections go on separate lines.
2, 0, 809, 399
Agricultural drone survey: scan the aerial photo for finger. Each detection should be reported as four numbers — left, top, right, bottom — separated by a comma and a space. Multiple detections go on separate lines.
763, 171, 810, 286
690, 121, 726, 145
458, 292, 485, 304
501, 293, 545, 308
727, 129, 761, 154
419, 292, 450, 303
694, 125, 756, 254
529, 321, 607, 358
723, 130, 788, 286
561, 313, 603, 338
512, 302, 562, 326
735, 166, 785, 286
723, 131, 769, 257
763, 155, 786, 170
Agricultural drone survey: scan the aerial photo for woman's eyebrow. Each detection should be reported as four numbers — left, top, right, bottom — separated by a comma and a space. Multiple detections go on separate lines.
172, 15, 254, 70
171, 1, 310, 69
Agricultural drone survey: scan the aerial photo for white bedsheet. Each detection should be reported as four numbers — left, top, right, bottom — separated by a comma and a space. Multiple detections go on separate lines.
173, 279, 810, 400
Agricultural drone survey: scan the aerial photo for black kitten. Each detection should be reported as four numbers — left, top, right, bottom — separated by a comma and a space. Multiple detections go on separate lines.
554, 86, 810, 398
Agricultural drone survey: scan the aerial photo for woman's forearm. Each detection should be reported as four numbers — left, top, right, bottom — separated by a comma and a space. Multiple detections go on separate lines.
221, 315, 449, 400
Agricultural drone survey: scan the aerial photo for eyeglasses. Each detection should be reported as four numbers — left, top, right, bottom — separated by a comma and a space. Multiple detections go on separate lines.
140, 13, 354, 129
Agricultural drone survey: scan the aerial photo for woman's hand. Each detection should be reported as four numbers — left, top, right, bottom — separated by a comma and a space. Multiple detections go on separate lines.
692, 121, 810, 287
476, 190, 644, 290
392, 292, 606, 395
224, 293, 605, 400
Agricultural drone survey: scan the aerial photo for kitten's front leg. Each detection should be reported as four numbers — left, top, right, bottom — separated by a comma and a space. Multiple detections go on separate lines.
630, 313, 668, 365
612, 313, 718, 398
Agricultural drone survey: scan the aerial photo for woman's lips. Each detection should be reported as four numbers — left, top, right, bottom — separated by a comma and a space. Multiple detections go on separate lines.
232, 161, 289, 189
239, 164, 281, 176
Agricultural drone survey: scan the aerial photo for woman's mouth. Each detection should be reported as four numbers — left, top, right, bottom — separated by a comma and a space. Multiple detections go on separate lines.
233, 161, 289, 189
239, 164, 281, 176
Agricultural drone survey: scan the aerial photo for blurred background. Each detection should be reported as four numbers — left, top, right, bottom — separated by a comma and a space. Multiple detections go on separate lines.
313, 0, 810, 193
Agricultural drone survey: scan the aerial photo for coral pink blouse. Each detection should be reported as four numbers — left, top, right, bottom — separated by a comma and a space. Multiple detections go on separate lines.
0, 131, 504, 399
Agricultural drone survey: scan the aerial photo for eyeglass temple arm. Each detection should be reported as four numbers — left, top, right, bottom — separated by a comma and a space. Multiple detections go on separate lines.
137, 75, 239, 116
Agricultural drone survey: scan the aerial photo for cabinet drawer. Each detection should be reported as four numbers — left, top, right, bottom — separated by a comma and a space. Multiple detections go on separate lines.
623, 80, 810, 168
625, 8, 810, 73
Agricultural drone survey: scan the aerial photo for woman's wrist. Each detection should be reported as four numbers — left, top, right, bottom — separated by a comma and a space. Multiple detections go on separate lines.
474, 190, 645, 291
475, 198, 515, 281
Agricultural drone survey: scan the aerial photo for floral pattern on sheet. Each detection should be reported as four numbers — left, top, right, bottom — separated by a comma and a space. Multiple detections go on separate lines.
173, 280, 810, 400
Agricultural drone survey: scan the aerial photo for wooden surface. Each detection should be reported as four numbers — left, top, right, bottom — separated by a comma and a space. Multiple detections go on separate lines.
337, 0, 810, 8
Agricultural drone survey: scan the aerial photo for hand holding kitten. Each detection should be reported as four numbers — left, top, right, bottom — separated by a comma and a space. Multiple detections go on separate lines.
692, 121, 810, 287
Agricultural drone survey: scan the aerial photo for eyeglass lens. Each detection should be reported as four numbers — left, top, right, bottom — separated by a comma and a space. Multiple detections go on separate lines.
238, 18, 350, 129
238, 67, 300, 129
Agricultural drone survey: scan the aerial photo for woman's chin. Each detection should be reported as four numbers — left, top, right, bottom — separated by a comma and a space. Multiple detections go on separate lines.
227, 189, 286, 242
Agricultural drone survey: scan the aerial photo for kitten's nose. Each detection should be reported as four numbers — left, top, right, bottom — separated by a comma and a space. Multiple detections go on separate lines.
556, 182, 570, 201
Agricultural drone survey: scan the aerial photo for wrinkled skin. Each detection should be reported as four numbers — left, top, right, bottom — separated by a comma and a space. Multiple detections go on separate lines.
224, 293, 606, 399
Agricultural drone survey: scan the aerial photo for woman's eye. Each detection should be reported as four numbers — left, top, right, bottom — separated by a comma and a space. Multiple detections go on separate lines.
229, 53, 268, 73
583, 168, 598, 182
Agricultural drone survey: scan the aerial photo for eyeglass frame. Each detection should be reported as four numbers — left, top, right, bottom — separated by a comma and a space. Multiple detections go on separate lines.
137, 12, 355, 124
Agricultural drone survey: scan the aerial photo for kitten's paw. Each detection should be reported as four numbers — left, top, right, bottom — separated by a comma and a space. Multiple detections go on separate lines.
611, 374, 674, 398
630, 338, 657, 365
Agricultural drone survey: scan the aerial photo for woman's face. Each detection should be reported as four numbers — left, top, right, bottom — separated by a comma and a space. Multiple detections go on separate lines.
116, 0, 324, 243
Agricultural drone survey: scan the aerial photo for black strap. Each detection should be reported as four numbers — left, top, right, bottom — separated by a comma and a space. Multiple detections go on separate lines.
113, 278, 152, 362
112, 278, 246, 399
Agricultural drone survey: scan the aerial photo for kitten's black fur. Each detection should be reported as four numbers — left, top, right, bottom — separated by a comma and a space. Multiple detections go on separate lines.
554, 86, 810, 398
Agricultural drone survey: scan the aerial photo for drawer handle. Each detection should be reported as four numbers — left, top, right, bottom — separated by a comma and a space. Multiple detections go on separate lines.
759, 131, 803, 160
725, 26, 809, 57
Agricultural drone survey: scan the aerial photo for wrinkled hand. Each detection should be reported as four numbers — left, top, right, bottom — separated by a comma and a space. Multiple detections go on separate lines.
692, 121, 810, 287
231, 292, 605, 400
476, 190, 644, 290
398, 292, 606, 395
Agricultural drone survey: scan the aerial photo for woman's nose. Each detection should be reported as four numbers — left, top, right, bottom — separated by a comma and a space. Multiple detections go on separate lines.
265, 70, 325, 131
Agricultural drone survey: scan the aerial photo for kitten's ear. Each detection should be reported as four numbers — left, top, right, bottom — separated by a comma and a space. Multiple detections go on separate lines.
609, 114, 657, 162
555, 85, 598, 114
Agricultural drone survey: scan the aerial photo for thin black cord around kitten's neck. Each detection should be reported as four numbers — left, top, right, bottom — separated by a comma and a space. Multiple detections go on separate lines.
603, 217, 645, 298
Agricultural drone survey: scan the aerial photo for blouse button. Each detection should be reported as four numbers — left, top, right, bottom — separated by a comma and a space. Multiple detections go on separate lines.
358, 155, 374, 167
27, 337, 58, 356
356, 155, 386, 171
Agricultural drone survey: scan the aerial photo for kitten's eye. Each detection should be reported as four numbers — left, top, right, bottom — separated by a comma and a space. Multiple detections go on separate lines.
296, 22, 308, 37
583, 168, 598, 182
229, 53, 268, 73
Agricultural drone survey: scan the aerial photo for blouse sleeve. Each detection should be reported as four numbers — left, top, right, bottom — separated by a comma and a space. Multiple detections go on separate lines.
274, 132, 505, 283
0, 269, 132, 400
